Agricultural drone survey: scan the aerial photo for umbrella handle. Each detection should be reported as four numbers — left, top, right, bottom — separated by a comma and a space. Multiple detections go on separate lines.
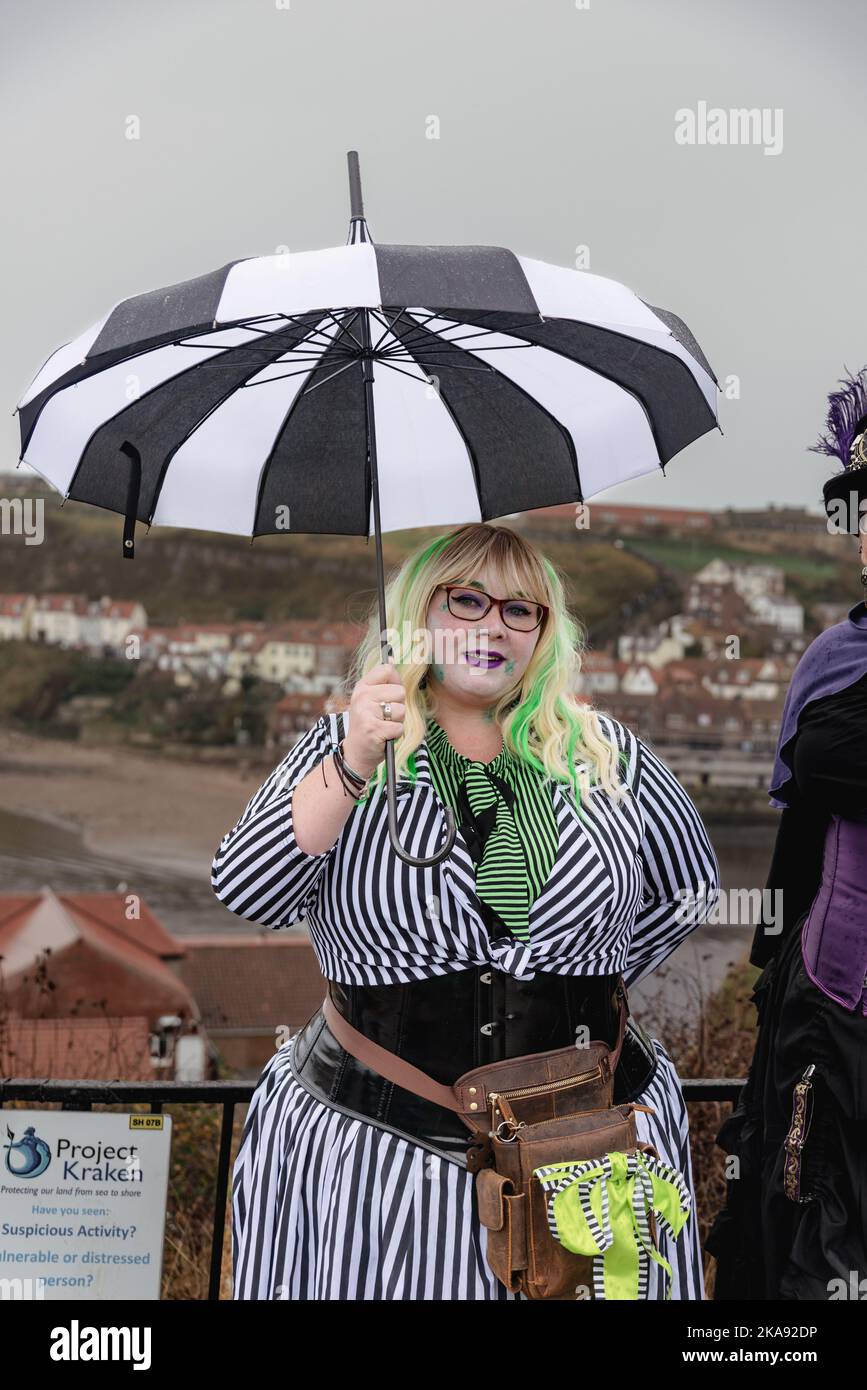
383, 738, 458, 867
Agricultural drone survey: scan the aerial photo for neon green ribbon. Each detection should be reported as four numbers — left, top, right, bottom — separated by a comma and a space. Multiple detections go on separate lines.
533, 1150, 691, 1300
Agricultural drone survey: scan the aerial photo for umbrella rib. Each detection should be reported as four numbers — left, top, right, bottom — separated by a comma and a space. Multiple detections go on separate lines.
177, 350, 329, 368
368, 309, 448, 358
124, 316, 341, 526
298, 358, 360, 395
384, 309, 586, 506
149, 316, 346, 524
321, 308, 365, 353
369, 308, 416, 353
170, 327, 338, 360
237, 318, 340, 352
244, 356, 500, 388
367, 307, 457, 358
365, 307, 539, 370
364, 360, 452, 385
172, 311, 541, 374
160, 315, 362, 388
396, 305, 710, 468
385, 359, 496, 379
241, 364, 340, 387
172, 311, 353, 358
394, 316, 545, 355
240, 345, 364, 388
238, 315, 339, 350
378, 342, 533, 359
376, 323, 489, 358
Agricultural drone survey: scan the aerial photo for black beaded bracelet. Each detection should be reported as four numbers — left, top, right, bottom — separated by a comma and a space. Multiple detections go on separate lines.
332, 741, 368, 797
333, 761, 357, 798
330, 744, 350, 794
335, 766, 364, 799
338, 741, 370, 786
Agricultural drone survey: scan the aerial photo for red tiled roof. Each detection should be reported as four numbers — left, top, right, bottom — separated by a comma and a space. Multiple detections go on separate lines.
657, 687, 726, 718
33, 593, 88, 613
58, 893, 185, 959
2, 1016, 154, 1081
259, 620, 365, 647
98, 599, 141, 618
0, 593, 31, 616
659, 660, 714, 684
179, 935, 326, 1032
0, 890, 193, 1017
178, 621, 237, 634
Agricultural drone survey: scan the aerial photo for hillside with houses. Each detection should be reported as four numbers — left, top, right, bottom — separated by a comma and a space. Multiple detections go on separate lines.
0, 490, 851, 788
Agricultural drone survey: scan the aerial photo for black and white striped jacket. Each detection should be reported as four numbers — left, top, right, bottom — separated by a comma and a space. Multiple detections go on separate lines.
211, 711, 720, 988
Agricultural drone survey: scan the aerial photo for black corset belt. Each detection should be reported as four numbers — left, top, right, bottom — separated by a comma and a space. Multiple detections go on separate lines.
289, 966, 659, 1168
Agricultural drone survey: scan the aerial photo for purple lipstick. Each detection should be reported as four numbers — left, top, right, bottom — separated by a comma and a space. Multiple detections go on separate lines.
465, 649, 505, 669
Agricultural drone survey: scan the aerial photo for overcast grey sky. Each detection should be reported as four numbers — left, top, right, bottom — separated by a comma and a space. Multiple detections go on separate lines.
4, 0, 865, 512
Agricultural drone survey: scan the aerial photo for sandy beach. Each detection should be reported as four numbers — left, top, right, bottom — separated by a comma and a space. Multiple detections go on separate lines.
0, 729, 271, 880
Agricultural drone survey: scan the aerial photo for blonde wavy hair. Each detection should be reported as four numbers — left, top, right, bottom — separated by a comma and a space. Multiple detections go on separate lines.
342, 522, 630, 818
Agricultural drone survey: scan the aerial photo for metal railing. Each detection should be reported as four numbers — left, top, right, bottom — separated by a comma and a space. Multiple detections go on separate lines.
0, 1076, 745, 1300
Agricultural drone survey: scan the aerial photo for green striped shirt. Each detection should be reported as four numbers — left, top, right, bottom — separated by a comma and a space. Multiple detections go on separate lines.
424, 714, 559, 942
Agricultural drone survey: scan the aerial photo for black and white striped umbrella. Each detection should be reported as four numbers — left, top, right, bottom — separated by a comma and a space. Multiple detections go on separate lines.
14, 150, 719, 865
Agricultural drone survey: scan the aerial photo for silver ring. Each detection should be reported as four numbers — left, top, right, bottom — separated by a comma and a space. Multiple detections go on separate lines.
380, 701, 392, 721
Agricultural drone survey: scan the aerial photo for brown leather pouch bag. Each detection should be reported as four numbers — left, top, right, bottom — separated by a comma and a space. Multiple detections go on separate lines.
322, 976, 659, 1301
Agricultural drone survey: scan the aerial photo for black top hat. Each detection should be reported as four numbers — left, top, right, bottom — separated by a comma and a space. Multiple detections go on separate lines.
811, 367, 867, 535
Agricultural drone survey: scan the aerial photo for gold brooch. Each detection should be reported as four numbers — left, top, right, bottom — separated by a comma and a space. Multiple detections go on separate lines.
849, 429, 867, 468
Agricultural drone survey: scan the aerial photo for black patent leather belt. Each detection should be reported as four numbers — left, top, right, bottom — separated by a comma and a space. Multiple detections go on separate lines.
289, 967, 659, 1168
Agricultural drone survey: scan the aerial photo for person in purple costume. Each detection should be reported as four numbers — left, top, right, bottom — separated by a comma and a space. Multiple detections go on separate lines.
706, 367, 867, 1301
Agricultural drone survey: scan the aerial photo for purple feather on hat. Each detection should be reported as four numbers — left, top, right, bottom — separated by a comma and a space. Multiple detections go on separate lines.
809, 364, 867, 467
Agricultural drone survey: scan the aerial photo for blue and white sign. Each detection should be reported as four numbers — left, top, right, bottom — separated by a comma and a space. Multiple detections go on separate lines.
1, 1111, 172, 1300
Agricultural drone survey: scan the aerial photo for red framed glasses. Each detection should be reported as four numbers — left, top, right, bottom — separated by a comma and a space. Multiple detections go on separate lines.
440, 584, 549, 632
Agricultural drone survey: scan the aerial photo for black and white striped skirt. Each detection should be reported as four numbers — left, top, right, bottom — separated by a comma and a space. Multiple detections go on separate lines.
232, 1031, 705, 1300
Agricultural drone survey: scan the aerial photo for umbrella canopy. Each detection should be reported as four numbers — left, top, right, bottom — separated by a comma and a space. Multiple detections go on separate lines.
16, 181, 717, 547
14, 151, 720, 866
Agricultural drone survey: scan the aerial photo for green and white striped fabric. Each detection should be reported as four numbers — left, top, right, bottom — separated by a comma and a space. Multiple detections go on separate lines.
424, 715, 559, 942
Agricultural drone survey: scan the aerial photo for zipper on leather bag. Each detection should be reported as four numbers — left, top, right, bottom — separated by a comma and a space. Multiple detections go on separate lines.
491, 1063, 603, 1104
488, 1066, 604, 1139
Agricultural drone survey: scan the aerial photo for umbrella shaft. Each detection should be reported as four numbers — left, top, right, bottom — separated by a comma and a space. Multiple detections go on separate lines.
358, 305, 456, 870
359, 310, 389, 667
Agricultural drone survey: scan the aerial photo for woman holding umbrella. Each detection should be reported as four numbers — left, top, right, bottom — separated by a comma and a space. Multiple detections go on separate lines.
706, 368, 867, 1300
10, 146, 722, 1298
213, 519, 720, 1300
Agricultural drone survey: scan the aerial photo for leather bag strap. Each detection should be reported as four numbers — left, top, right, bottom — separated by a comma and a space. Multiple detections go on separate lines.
323, 993, 465, 1113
